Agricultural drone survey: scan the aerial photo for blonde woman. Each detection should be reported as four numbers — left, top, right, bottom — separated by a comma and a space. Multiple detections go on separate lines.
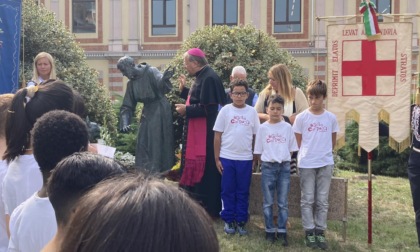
255, 64, 308, 124
27, 52, 57, 86
254, 64, 308, 175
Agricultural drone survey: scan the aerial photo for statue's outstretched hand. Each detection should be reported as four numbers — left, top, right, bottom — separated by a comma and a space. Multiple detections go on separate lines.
163, 66, 175, 80
120, 124, 131, 133
119, 108, 132, 133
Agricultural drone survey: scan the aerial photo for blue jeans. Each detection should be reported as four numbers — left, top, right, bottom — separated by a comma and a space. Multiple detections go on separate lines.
299, 165, 334, 231
261, 161, 290, 233
220, 158, 252, 224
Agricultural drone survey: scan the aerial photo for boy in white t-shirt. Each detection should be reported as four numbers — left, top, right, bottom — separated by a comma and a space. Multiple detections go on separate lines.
42, 152, 126, 252
254, 95, 298, 246
293, 80, 339, 250
8, 110, 89, 252
213, 79, 260, 235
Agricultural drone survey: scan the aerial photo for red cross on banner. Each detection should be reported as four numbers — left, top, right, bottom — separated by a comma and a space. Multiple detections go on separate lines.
341, 40, 396, 96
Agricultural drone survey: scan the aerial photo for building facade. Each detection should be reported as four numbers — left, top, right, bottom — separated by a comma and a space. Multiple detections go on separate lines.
37, 0, 419, 96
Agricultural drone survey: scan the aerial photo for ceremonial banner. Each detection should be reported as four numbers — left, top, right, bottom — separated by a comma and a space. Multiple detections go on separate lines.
0, 0, 22, 94
327, 23, 412, 152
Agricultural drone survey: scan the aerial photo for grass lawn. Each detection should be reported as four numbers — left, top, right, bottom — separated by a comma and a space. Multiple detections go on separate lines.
215, 169, 418, 251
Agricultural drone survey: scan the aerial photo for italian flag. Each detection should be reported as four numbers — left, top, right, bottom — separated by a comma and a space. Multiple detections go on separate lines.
359, 0, 381, 40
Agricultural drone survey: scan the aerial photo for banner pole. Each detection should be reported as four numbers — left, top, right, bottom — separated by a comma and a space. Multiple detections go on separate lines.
367, 151, 373, 245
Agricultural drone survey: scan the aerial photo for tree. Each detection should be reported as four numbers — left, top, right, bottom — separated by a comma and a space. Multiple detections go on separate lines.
20, 0, 117, 140
167, 24, 308, 149
169, 24, 307, 92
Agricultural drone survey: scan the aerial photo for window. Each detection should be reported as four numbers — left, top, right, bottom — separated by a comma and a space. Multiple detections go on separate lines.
274, 0, 301, 33
152, 0, 176, 35
72, 0, 96, 33
212, 0, 238, 26
374, 0, 391, 22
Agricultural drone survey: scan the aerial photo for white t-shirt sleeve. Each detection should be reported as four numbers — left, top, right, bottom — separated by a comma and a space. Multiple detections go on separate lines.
288, 126, 299, 152
8, 194, 57, 252
252, 109, 260, 135
292, 113, 303, 134
213, 105, 227, 132
2, 155, 42, 216
254, 124, 264, 155
2, 178, 12, 215
8, 202, 25, 251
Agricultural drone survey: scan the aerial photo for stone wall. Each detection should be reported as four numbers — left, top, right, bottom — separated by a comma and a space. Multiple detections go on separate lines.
249, 173, 348, 221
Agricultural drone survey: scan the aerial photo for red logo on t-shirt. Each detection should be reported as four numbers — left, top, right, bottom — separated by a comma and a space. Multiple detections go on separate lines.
230, 116, 250, 126
266, 134, 286, 143
307, 122, 327, 132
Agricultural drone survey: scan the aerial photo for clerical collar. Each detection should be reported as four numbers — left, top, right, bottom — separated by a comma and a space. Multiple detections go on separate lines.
195, 65, 208, 77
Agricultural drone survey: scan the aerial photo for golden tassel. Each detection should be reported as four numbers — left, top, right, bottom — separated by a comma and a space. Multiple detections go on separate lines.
388, 136, 411, 153
346, 109, 360, 122
378, 110, 390, 124
335, 136, 346, 151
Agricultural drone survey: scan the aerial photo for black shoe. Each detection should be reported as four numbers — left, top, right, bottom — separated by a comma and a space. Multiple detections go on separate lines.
237, 222, 248, 236
223, 222, 236, 235
315, 230, 328, 250
305, 230, 318, 249
265, 232, 275, 243
277, 232, 289, 247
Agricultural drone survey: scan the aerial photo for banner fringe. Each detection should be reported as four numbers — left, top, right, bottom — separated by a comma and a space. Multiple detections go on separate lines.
389, 136, 411, 153
335, 136, 346, 151
346, 109, 360, 122
378, 110, 390, 124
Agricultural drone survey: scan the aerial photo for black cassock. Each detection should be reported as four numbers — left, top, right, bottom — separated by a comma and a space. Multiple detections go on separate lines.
179, 65, 226, 217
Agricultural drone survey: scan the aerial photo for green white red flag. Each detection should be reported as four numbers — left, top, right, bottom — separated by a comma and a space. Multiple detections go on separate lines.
359, 0, 381, 40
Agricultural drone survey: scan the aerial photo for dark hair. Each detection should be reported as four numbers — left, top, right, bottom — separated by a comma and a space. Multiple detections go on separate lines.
229, 79, 249, 92
32, 110, 89, 174
0, 94, 13, 138
184, 52, 208, 67
72, 90, 87, 119
266, 94, 285, 107
47, 152, 125, 225
59, 174, 219, 252
307, 79, 327, 98
3, 81, 74, 162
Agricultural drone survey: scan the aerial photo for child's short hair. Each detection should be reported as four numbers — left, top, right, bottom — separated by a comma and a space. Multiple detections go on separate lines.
307, 80, 327, 97
266, 94, 285, 107
31, 110, 89, 174
59, 174, 219, 252
47, 152, 126, 225
229, 79, 249, 92
0, 94, 13, 138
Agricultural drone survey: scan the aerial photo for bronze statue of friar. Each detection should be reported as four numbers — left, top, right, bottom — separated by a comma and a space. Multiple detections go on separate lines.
117, 56, 175, 173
